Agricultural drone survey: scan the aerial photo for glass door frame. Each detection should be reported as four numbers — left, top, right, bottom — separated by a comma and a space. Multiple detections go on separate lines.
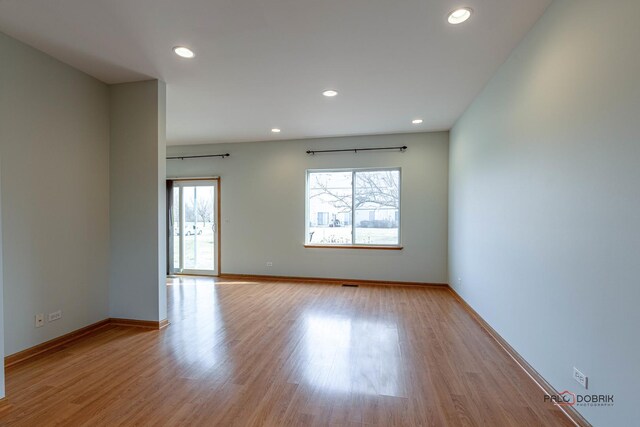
170, 177, 221, 277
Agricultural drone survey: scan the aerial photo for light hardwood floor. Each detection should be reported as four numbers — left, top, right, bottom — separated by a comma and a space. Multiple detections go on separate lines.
0, 277, 572, 426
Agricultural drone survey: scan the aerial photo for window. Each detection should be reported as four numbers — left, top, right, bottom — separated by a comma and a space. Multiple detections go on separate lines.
317, 212, 329, 226
306, 168, 401, 247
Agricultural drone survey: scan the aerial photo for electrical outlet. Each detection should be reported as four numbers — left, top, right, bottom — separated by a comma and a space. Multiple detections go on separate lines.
35, 313, 45, 328
265, 261, 273, 267
48, 310, 62, 322
573, 367, 588, 389
457, 277, 462, 286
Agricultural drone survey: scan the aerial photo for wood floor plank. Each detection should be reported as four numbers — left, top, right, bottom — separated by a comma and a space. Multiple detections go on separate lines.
0, 277, 573, 426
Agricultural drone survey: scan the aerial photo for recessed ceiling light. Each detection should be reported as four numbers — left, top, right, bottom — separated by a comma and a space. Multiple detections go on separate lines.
448, 7, 472, 24
412, 119, 423, 124
173, 46, 195, 58
271, 128, 281, 133
322, 90, 338, 97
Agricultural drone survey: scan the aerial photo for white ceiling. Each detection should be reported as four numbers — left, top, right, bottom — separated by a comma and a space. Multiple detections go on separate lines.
0, 0, 550, 145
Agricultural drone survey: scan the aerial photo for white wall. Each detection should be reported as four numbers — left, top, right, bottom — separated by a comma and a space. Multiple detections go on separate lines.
109, 80, 167, 321
0, 32, 110, 355
0, 155, 5, 397
449, 0, 640, 425
167, 132, 448, 283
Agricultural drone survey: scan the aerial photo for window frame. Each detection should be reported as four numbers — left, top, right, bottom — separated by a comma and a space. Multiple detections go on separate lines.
305, 167, 403, 249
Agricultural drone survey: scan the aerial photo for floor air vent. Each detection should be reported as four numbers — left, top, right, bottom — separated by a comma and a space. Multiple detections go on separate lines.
342, 284, 359, 287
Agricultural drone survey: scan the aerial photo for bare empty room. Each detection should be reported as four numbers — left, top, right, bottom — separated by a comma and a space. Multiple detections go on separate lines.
0, 0, 638, 426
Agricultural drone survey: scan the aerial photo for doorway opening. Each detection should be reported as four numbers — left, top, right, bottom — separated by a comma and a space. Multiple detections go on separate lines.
168, 178, 220, 276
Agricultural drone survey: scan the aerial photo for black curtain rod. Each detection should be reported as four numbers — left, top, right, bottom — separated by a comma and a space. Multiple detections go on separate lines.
167, 154, 230, 160
306, 146, 407, 155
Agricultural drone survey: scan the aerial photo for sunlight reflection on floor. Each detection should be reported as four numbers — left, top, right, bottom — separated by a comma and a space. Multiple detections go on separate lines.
303, 313, 402, 396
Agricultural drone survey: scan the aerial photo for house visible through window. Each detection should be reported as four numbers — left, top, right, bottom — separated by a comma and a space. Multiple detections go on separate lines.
306, 168, 401, 246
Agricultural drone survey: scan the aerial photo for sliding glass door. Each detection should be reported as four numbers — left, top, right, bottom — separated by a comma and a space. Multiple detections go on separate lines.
171, 180, 219, 276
